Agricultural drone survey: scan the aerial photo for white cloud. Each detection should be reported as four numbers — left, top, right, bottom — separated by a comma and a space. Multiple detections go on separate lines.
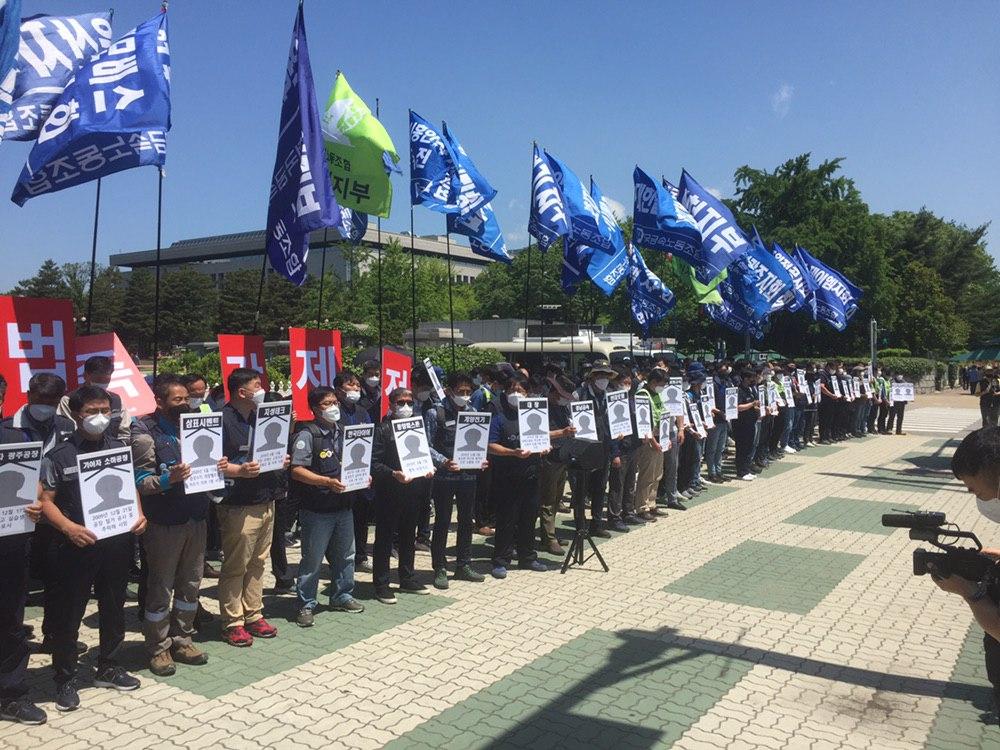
771, 83, 794, 118
707, 186, 723, 200
602, 196, 629, 222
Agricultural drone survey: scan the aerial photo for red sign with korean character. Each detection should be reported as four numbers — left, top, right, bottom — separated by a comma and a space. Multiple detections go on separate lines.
289, 327, 342, 420
74, 333, 155, 418
0, 296, 76, 413
218, 334, 269, 401
380, 348, 412, 419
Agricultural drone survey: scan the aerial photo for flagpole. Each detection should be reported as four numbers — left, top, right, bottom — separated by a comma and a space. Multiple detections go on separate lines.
316, 227, 328, 325
252, 251, 267, 336
85, 178, 102, 334
152, 168, 164, 377
445, 227, 456, 371
522, 242, 531, 356
375, 97, 384, 364
626, 245, 634, 357
409, 206, 418, 356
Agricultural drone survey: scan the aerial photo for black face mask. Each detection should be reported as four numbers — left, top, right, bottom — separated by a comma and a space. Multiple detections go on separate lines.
167, 404, 190, 422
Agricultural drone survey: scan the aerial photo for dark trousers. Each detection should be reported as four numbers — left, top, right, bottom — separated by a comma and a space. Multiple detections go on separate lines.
985, 632, 1000, 710
373, 480, 425, 589
417, 484, 432, 544
31, 525, 58, 643
47, 533, 132, 685
890, 402, 906, 433
877, 402, 890, 432
569, 462, 610, 531
353, 488, 372, 564
492, 471, 539, 567
818, 400, 835, 442
431, 478, 476, 570
0, 534, 30, 701
607, 449, 637, 520
802, 410, 817, 443
867, 401, 880, 433
734, 421, 755, 476
754, 417, 773, 463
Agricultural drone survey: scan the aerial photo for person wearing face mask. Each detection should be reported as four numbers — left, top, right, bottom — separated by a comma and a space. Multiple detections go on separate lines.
605, 368, 642, 533
37, 385, 147, 712
471, 366, 501, 536
335, 372, 375, 575
411, 369, 440, 554
133, 376, 224, 676
357, 360, 383, 423
289, 387, 366, 628
929, 427, 1000, 714
630, 367, 667, 519
216, 368, 289, 647
427, 373, 490, 588
816, 361, 840, 444
704, 362, 733, 482
370, 388, 435, 603
888, 372, 908, 435
180, 374, 212, 414
58, 356, 131, 444
867, 367, 884, 435
537, 372, 577, 553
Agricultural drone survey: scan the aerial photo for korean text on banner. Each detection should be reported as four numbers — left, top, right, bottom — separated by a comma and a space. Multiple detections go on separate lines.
454, 412, 490, 470
341, 423, 374, 491
74, 332, 154, 417
0, 295, 76, 413
289, 327, 342, 419
379, 348, 412, 419
78, 446, 139, 539
251, 400, 292, 473
218, 334, 268, 401
179, 411, 224, 494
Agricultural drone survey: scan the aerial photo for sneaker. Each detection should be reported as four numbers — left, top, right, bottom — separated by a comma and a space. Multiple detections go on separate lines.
55, 681, 80, 712
94, 666, 140, 691
149, 650, 176, 676
542, 540, 565, 555
639, 511, 659, 522
171, 643, 208, 665
222, 625, 253, 647
246, 619, 278, 638
681, 489, 696, 500
202, 561, 220, 579
623, 514, 646, 526
433, 567, 450, 590
399, 579, 430, 595
454, 564, 485, 582
518, 559, 548, 572
784, 446, 797, 454
355, 559, 373, 574
375, 586, 397, 604
666, 500, 688, 511
607, 519, 629, 533
414, 540, 431, 553
330, 598, 365, 613
739, 473, 756, 481
0, 698, 47, 725
588, 527, 612, 539
491, 565, 508, 580
296, 607, 315, 628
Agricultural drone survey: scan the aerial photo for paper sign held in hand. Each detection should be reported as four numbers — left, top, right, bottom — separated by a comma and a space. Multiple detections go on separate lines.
0, 441, 42, 538
251, 401, 292, 473
341, 423, 374, 491
180, 412, 225, 494
78, 446, 139, 539
454, 412, 490, 470
606, 391, 633, 440
517, 397, 551, 453
392, 416, 434, 479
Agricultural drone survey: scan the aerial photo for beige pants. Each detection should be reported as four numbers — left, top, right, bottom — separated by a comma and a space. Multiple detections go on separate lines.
141, 519, 207, 656
633, 443, 664, 513
217, 502, 274, 629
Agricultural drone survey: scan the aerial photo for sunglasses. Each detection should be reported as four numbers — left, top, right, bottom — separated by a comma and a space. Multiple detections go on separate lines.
395, 399, 415, 406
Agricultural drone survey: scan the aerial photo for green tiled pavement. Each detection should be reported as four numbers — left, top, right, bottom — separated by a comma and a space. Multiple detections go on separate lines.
783, 497, 920, 535
795, 443, 847, 457
925, 622, 1000, 749
664, 540, 865, 615
386, 627, 754, 750
678, 483, 738, 509
136, 588, 453, 699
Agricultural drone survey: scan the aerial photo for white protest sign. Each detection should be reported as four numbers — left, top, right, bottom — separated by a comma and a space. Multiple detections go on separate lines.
891, 382, 915, 402
634, 395, 653, 439
341, 423, 374, 491
767, 383, 779, 415
830, 377, 842, 398
517, 397, 551, 453
78, 446, 139, 539
853, 377, 863, 399
180, 412, 224, 494
699, 390, 715, 429
813, 381, 822, 403
663, 383, 685, 417
422, 357, 446, 401
658, 415, 672, 452
757, 385, 767, 417
251, 400, 292, 473
782, 376, 793, 399
391, 416, 434, 479
0, 441, 42, 538
725, 387, 739, 420
687, 401, 707, 438
454, 412, 490, 470
570, 400, 599, 442
606, 391, 633, 440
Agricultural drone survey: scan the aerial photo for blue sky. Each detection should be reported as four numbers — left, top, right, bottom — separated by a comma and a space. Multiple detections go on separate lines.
1, 0, 997, 291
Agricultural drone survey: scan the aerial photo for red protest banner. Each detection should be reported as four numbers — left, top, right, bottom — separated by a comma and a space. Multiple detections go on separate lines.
0, 295, 76, 413
380, 347, 412, 419
289, 327, 342, 420
74, 333, 155, 418
218, 334, 268, 400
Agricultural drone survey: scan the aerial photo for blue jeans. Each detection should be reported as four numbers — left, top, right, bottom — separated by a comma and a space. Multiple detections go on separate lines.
790, 406, 804, 448
780, 407, 796, 449
704, 421, 729, 476
296, 508, 356, 609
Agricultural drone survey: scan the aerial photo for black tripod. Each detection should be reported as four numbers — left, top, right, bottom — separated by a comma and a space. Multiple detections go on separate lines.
561, 492, 610, 574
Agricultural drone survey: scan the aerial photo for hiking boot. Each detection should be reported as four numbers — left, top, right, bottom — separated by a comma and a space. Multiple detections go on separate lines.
454, 564, 485, 582
331, 598, 364, 613
149, 650, 176, 677
246, 619, 277, 638
171, 643, 208, 665
296, 608, 315, 628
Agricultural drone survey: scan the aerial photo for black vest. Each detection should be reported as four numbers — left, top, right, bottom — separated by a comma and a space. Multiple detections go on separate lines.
291, 423, 350, 513
137, 414, 210, 525
46, 432, 125, 525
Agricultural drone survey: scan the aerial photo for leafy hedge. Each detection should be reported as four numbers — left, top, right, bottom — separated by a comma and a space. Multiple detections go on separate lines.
877, 356, 937, 381
878, 347, 912, 358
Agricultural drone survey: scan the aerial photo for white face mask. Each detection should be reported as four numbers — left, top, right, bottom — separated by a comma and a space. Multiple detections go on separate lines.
507, 393, 521, 408
451, 394, 470, 408
342, 389, 362, 404
977, 496, 1000, 524
188, 397, 204, 409
321, 405, 341, 423
594, 378, 609, 391
251, 389, 266, 406
365, 376, 380, 388
394, 404, 413, 418
654, 385, 665, 394
29, 404, 56, 421
416, 389, 432, 402
82, 413, 110, 436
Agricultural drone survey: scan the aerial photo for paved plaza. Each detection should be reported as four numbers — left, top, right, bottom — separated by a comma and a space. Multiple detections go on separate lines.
4, 398, 997, 749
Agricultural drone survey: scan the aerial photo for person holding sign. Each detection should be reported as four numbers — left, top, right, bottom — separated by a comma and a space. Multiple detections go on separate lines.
632, 368, 669, 520
733, 369, 762, 481
217, 369, 289, 647
427, 373, 489, 590
606, 368, 642, 532
678, 368, 709, 499
889, 372, 909, 435
704, 362, 733, 483
0, 425, 46, 725
817, 361, 841, 444
334, 372, 375, 575
539, 373, 576, 554
37, 385, 146, 712
370, 388, 435, 604
487, 373, 561, 579
57, 356, 132, 444
133, 376, 224, 676
289, 387, 367, 628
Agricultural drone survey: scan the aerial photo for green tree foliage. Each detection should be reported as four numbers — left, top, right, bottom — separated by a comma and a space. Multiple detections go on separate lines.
9, 259, 71, 299
118, 268, 156, 356
158, 268, 219, 348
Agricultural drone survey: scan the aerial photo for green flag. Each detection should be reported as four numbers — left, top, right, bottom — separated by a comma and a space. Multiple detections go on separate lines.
321, 72, 400, 218
671, 257, 727, 304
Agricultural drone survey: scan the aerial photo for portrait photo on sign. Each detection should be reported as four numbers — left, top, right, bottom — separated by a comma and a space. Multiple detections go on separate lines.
180, 412, 225, 494
454, 412, 490, 470
570, 401, 599, 442
251, 400, 292, 473
517, 397, 551, 453
658, 415, 672, 452
78, 447, 139, 539
391, 416, 434, 479
341, 423, 374, 492
725, 387, 739, 420
634, 395, 653, 439
0, 442, 42, 538
606, 391, 632, 439
663, 385, 685, 417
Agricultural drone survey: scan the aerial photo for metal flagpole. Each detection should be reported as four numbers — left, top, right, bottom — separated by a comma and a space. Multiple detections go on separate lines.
152, 168, 164, 377
376, 97, 384, 363
410, 206, 418, 356
522, 242, 531, 356
626, 245, 634, 357
316, 227, 328, 325
445, 227, 456, 370
252, 251, 267, 336
85, 178, 102, 334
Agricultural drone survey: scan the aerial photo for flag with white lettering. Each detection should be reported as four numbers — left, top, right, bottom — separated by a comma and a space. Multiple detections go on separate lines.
628, 246, 675, 336
11, 12, 169, 206
409, 110, 457, 213
1, 10, 112, 141
527, 144, 568, 251
632, 166, 701, 266
770, 240, 812, 312
794, 245, 863, 331
561, 241, 588, 295
678, 169, 750, 284
264, 4, 340, 286
0, 0, 21, 118
736, 227, 795, 318
447, 201, 512, 264
580, 178, 628, 296
441, 122, 495, 217
336, 206, 368, 244
544, 150, 617, 255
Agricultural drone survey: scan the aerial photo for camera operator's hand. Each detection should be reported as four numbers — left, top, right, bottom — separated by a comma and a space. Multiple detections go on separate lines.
927, 563, 977, 597
982, 547, 1000, 560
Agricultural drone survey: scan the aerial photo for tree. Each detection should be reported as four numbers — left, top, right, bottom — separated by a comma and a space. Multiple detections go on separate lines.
158, 268, 219, 348
9, 259, 71, 299
118, 269, 156, 356
218, 267, 261, 335
87, 266, 128, 335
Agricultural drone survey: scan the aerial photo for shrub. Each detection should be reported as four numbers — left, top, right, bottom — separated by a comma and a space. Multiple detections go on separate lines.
878, 348, 912, 358
934, 361, 947, 390
878, 356, 936, 381
948, 362, 958, 388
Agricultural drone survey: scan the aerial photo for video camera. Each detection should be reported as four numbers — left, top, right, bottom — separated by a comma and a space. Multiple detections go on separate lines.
882, 510, 998, 582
